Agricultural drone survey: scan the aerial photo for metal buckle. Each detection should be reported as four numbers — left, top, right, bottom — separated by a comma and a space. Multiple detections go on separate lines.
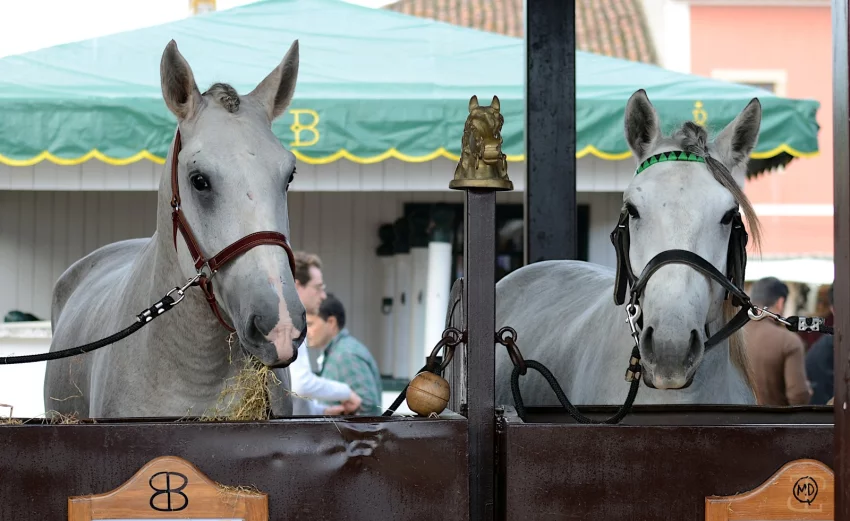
747, 306, 791, 327
625, 303, 642, 348
165, 271, 205, 305
197, 262, 218, 281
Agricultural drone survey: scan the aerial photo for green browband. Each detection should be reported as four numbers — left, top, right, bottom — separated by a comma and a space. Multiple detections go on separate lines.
635, 150, 706, 176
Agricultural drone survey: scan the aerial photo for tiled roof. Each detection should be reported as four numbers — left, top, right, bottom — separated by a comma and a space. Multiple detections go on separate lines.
384, 0, 658, 64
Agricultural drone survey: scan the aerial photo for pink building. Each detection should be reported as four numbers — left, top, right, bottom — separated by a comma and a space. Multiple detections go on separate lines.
643, 0, 833, 297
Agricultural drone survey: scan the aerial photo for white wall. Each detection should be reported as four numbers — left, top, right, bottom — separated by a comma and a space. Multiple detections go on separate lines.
0, 190, 623, 359
0, 156, 639, 193
641, 0, 691, 73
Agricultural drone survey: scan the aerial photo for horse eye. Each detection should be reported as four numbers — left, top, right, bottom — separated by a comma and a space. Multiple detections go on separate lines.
625, 202, 640, 219
190, 173, 210, 192
720, 209, 737, 225
285, 169, 296, 191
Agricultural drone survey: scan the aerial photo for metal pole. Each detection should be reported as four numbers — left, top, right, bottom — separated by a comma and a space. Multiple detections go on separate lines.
464, 190, 496, 520
449, 94, 513, 521
831, 0, 849, 517
524, 0, 577, 264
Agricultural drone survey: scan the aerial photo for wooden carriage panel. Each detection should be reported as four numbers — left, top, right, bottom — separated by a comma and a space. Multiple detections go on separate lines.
0, 417, 469, 521
705, 459, 833, 520
498, 409, 832, 520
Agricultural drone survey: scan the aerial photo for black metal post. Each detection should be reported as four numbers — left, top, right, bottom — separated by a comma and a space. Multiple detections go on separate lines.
832, 0, 850, 517
524, 0, 577, 264
465, 189, 496, 521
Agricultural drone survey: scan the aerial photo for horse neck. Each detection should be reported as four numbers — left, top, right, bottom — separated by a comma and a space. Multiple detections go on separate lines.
135, 132, 239, 381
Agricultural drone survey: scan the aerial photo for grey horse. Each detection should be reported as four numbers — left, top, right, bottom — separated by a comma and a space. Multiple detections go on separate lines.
492, 89, 763, 408
44, 40, 305, 419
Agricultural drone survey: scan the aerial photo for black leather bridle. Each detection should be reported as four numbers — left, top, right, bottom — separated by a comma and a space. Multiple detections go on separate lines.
610, 150, 754, 350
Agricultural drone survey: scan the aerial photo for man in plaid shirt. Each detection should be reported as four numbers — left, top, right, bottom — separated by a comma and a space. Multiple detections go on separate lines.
307, 293, 383, 416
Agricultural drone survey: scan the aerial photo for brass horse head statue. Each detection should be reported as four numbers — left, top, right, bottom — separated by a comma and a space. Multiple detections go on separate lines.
450, 95, 513, 191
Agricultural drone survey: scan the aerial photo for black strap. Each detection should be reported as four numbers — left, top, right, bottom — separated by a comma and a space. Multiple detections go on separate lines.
785, 316, 835, 335
511, 359, 640, 424
630, 249, 751, 305
704, 305, 752, 349
0, 295, 177, 365
610, 211, 634, 306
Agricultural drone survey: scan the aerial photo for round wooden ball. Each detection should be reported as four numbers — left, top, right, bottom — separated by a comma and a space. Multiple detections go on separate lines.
406, 371, 450, 416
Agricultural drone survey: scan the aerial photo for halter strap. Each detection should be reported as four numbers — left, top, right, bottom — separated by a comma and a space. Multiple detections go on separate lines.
635, 150, 706, 176
169, 129, 296, 332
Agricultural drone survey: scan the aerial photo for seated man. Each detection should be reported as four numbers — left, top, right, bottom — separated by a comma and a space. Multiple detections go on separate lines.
286, 251, 361, 416
306, 294, 383, 416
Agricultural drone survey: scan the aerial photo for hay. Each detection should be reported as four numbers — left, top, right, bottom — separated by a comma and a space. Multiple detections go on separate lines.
215, 482, 265, 509
46, 411, 83, 425
201, 356, 279, 421
216, 483, 264, 496
0, 404, 17, 425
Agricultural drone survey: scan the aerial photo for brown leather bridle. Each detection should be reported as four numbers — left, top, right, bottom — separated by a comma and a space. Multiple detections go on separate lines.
169, 129, 297, 332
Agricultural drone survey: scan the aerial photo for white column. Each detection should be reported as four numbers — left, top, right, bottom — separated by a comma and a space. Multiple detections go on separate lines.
406, 246, 430, 380
378, 255, 396, 377
423, 241, 453, 362
391, 252, 411, 380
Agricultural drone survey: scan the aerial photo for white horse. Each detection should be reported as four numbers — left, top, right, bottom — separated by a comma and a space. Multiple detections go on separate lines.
44, 40, 306, 418
494, 89, 762, 408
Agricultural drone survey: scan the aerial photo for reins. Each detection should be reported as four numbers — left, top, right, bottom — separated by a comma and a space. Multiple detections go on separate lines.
1, 129, 297, 365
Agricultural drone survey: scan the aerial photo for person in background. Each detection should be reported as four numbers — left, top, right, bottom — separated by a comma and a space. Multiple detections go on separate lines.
806, 284, 834, 405
287, 251, 362, 415
743, 277, 811, 406
307, 293, 383, 416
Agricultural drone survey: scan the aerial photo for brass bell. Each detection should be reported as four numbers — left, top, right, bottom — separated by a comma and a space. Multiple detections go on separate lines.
406, 371, 450, 416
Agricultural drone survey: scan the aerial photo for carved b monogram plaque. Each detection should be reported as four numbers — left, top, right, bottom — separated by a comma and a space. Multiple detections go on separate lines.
68, 455, 268, 520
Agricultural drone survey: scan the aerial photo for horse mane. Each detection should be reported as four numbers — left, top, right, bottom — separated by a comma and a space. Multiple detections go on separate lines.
723, 298, 757, 399
671, 121, 761, 397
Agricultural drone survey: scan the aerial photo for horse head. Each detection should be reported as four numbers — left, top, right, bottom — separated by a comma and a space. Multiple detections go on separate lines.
455, 95, 508, 182
158, 39, 305, 369
616, 89, 762, 390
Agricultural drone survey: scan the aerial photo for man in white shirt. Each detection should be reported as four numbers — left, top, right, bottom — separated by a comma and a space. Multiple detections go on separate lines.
284, 251, 362, 415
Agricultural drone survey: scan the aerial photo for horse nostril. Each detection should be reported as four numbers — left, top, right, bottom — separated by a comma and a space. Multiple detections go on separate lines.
686, 329, 701, 365
250, 313, 275, 338
640, 326, 654, 359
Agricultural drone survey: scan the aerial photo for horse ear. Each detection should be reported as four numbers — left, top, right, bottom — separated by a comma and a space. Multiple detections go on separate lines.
248, 40, 300, 123
712, 98, 761, 187
624, 89, 662, 160
490, 95, 500, 112
160, 40, 203, 121
469, 95, 479, 111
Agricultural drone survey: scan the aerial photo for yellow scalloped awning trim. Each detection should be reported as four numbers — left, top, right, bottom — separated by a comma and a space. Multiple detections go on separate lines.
0, 142, 818, 167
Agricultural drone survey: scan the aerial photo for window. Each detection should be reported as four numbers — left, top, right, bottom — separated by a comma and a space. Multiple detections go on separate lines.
710, 69, 788, 97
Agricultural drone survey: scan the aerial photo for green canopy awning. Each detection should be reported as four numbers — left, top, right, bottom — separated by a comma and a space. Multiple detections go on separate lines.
0, 0, 820, 170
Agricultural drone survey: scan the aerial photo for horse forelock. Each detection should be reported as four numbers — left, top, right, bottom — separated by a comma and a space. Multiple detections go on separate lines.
203, 82, 241, 113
